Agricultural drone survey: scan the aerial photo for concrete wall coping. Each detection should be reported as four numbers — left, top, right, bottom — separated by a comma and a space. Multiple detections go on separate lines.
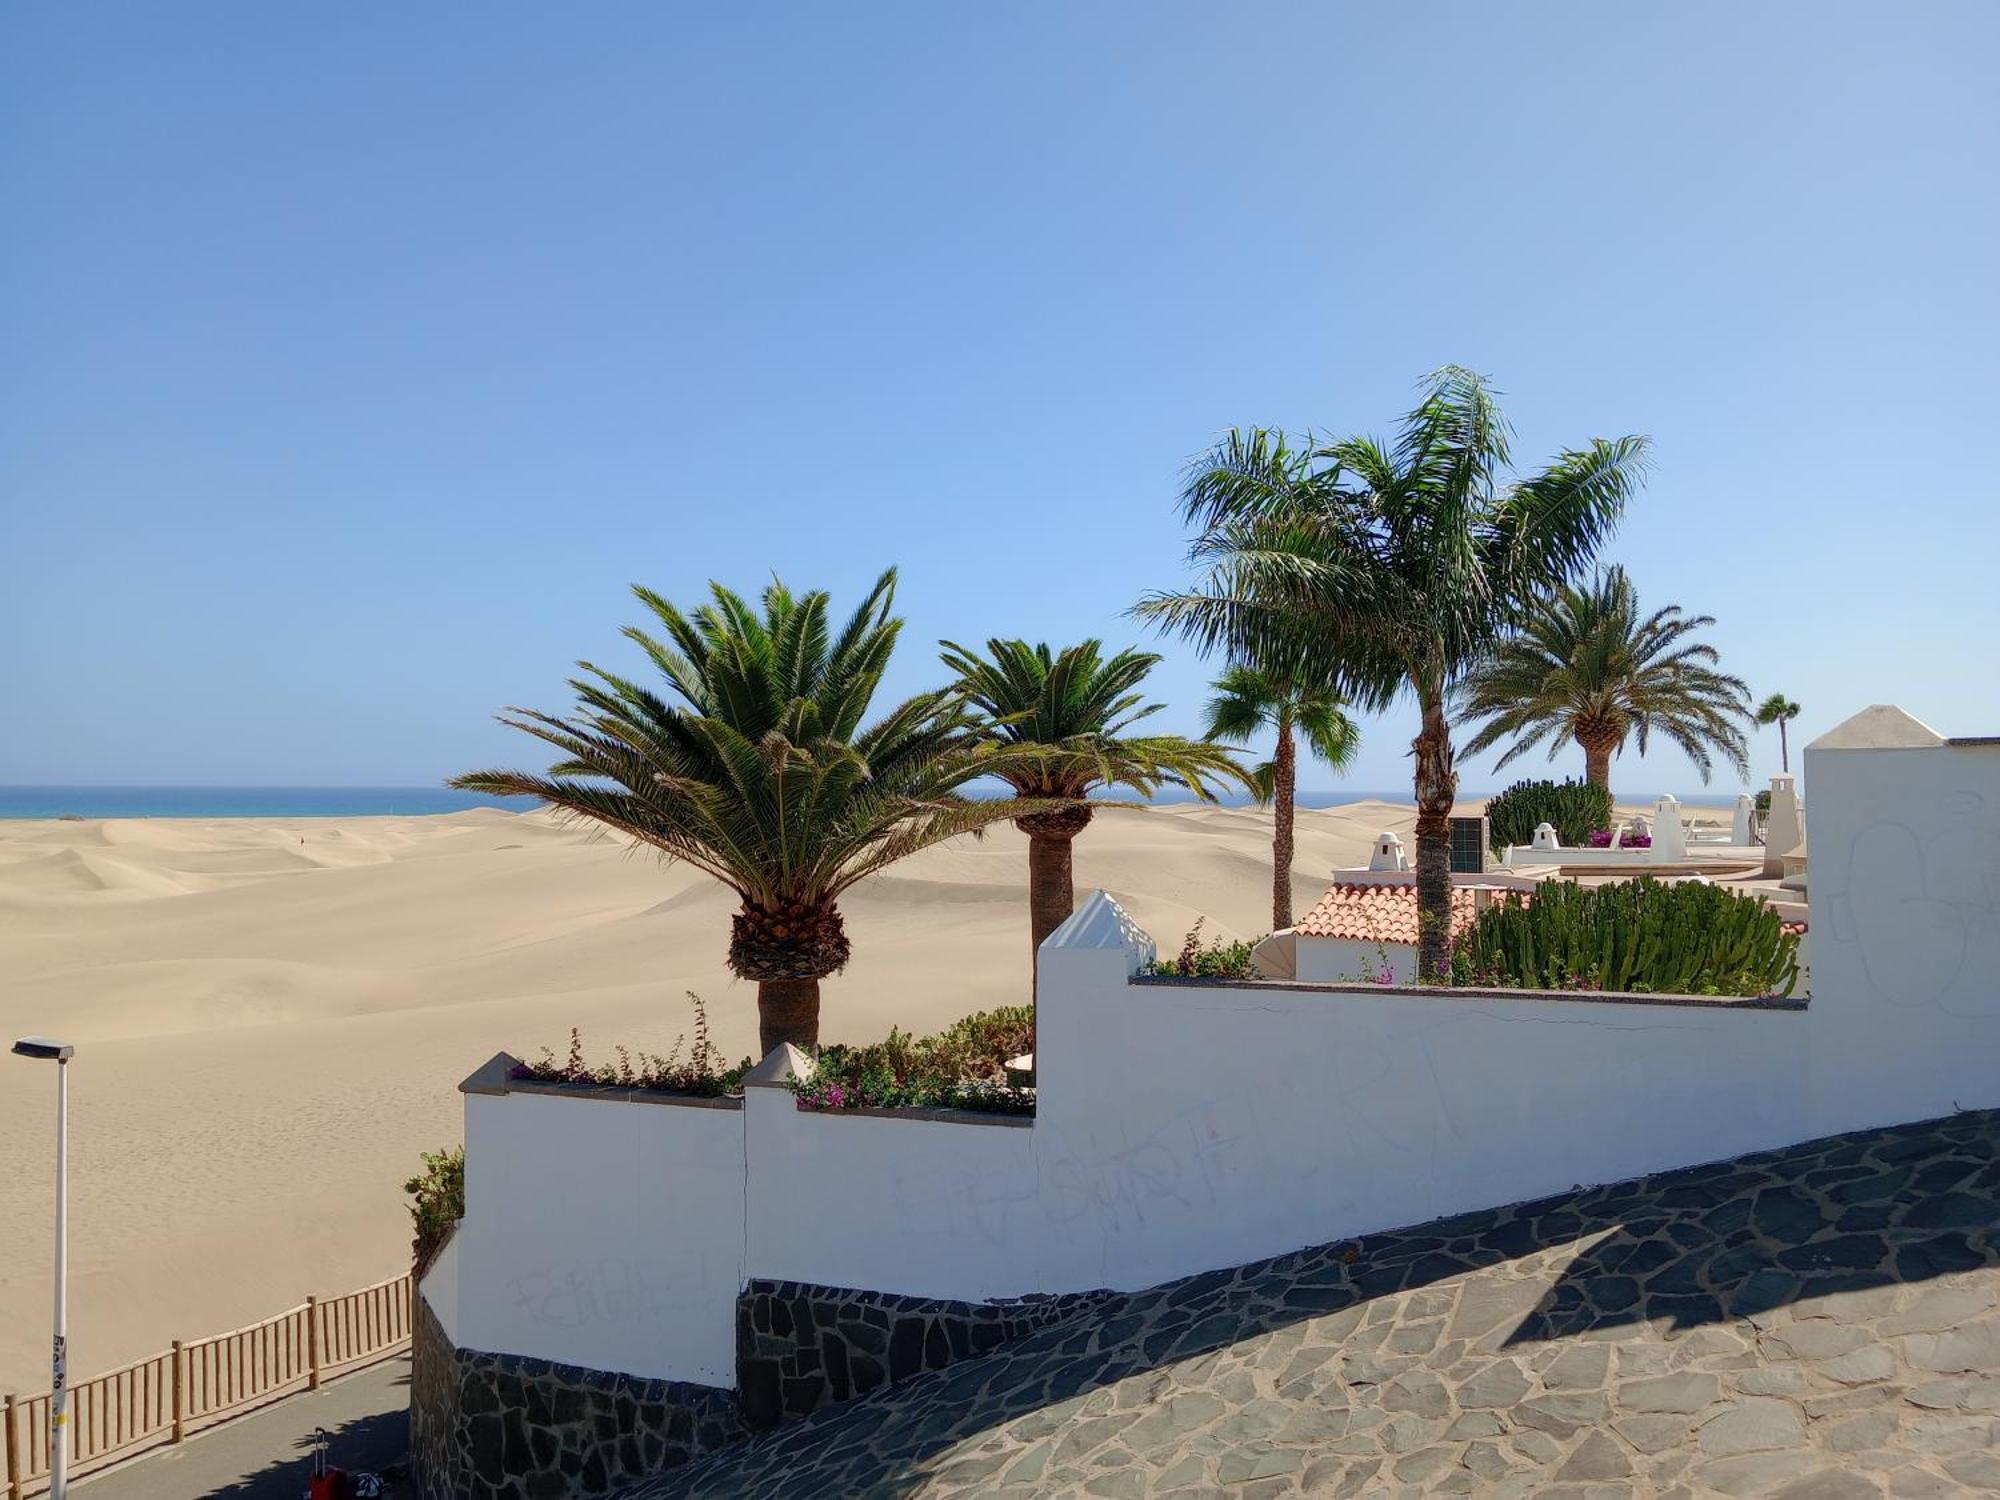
458, 1051, 745, 1110
1129, 973, 1809, 1013
794, 1102, 1034, 1128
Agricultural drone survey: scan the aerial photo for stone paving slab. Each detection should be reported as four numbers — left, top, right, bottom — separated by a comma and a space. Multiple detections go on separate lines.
621, 1110, 2000, 1499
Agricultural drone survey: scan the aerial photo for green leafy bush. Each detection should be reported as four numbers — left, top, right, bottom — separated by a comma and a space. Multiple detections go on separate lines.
793, 1005, 1035, 1115
1147, 918, 1257, 978
1484, 778, 1614, 854
514, 992, 753, 1096
1451, 877, 1800, 997
404, 1145, 464, 1277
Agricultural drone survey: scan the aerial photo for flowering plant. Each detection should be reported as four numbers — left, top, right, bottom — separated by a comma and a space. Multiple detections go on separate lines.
791, 1005, 1036, 1116
513, 993, 750, 1097
1585, 828, 1651, 849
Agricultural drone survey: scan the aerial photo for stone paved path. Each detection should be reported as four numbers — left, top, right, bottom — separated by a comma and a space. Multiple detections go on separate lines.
85, 1355, 408, 1499
624, 1110, 2000, 1498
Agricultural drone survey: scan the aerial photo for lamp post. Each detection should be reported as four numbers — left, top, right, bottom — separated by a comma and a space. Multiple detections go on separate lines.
13, 1037, 74, 1500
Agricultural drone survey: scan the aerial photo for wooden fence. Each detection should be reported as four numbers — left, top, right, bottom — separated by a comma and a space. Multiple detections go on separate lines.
3, 1272, 412, 1500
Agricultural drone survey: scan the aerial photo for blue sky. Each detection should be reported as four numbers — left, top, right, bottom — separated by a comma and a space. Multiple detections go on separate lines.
4, 3, 1995, 796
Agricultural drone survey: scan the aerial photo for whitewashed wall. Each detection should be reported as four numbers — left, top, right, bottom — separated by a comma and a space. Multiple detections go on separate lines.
452, 1089, 746, 1385
428, 707, 2000, 1389
1294, 934, 1412, 983
1800, 713, 2000, 1135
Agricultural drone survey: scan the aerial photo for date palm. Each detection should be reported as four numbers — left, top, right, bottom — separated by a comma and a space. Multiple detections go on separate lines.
1454, 566, 1749, 799
1202, 665, 1359, 931
1756, 692, 1802, 773
453, 570, 1037, 1054
1138, 367, 1649, 981
940, 638, 1248, 982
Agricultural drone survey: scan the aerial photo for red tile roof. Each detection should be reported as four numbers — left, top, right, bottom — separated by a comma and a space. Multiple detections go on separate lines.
1296, 883, 1501, 944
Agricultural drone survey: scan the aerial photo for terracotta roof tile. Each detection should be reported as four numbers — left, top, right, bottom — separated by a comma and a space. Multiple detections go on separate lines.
1295, 883, 1499, 944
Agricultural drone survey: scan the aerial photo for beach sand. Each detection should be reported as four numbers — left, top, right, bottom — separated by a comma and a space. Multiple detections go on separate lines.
0, 797, 1695, 1393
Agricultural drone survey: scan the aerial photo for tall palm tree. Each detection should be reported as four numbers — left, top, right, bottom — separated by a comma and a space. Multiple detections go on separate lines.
1756, 692, 1802, 773
1454, 566, 1750, 799
1138, 367, 1649, 981
453, 570, 1038, 1054
1202, 665, 1359, 931
940, 639, 1248, 980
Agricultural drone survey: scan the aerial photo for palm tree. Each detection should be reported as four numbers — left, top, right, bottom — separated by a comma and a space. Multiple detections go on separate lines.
1454, 566, 1750, 799
452, 570, 1038, 1054
1756, 693, 1802, 773
1137, 367, 1649, 981
1202, 665, 1359, 931
940, 638, 1248, 980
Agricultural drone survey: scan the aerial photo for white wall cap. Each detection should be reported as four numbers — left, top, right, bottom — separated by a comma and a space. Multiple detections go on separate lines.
1043, 888, 1153, 958
1807, 704, 1946, 751
460, 1051, 521, 1096
742, 1042, 815, 1088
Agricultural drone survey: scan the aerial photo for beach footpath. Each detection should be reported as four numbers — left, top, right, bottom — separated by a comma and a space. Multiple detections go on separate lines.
78, 1357, 407, 1500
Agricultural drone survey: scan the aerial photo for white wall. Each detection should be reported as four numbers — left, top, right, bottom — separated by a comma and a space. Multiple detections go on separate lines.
1802, 730, 2000, 1135
453, 1090, 746, 1385
1294, 935, 1412, 984
427, 710, 2000, 1390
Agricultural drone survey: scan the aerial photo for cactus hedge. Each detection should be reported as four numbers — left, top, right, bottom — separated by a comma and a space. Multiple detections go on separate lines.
1484, 777, 1615, 854
1452, 877, 1800, 997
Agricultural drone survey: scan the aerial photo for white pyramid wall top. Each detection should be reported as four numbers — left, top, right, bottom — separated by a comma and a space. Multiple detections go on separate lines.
743, 1042, 815, 1088
1808, 704, 1946, 751
1044, 888, 1154, 960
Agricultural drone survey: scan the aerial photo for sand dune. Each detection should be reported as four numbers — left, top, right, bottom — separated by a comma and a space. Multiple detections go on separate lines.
0, 797, 1695, 1394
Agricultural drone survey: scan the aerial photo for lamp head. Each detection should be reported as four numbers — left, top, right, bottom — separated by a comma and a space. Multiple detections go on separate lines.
12, 1037, 74, 1061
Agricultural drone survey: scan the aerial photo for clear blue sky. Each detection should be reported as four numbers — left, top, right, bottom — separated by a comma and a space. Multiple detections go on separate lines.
5, 3, 1995, 796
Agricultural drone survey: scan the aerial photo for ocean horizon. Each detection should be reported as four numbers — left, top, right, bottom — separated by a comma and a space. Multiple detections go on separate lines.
0, 784, 1751, 820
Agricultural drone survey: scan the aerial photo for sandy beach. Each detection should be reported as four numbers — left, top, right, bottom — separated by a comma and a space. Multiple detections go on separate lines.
0, 797, 1693, 1394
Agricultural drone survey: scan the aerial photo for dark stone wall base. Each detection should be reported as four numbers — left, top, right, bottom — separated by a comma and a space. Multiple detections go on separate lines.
412, 1296, 747, 1500
414, 1278, 1111, 1496
736, 1279, 1116, 1429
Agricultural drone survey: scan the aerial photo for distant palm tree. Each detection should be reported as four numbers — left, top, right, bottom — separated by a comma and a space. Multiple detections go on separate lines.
1453, 566, 1750, 799
1756, 692, 1803, 773
940, 639, 1247, 983
1138, 366, 1649, 980
1202, 665, 1359, 931
453, 570, 1038, 1054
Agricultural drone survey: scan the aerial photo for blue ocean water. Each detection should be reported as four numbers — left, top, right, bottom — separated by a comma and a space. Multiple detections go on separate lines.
0, 785, 1743, 819
0, 786, 538, 819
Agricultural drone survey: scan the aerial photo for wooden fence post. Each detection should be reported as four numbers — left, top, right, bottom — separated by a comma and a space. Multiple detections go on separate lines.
5, 1392, 20, 1500
307, 1297, 321, 1390
170, 1342, 184, 1443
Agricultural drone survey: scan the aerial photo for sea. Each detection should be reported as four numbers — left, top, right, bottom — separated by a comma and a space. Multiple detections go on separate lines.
0, 785, 1745, 820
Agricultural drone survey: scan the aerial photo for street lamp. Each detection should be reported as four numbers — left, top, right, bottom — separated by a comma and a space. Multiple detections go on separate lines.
13, 1037, 74, 1500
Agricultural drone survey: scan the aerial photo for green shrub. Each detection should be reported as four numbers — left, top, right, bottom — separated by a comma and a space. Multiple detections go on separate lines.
404, 1145, 464, 1277
1484, 778, 1614, 853
1755, 789, 1772, 813
793, 1005, 1035, 1115
1147, 918, 1257, 978
1451, 877, 1800, 997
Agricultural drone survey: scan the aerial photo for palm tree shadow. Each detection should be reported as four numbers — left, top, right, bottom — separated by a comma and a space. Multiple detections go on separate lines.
641, 1110, 1998, 1498
1502, 1109, 1998, 1347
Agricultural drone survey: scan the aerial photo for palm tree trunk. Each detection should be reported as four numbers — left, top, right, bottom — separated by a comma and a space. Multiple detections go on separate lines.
756, 977, 820, 1055
1018, 804, 1095, 994
1411, 689, 1458, 984
1778, 719, 1789, 774
1583, 737, 1615, 796
1272, 711, 1296, 931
